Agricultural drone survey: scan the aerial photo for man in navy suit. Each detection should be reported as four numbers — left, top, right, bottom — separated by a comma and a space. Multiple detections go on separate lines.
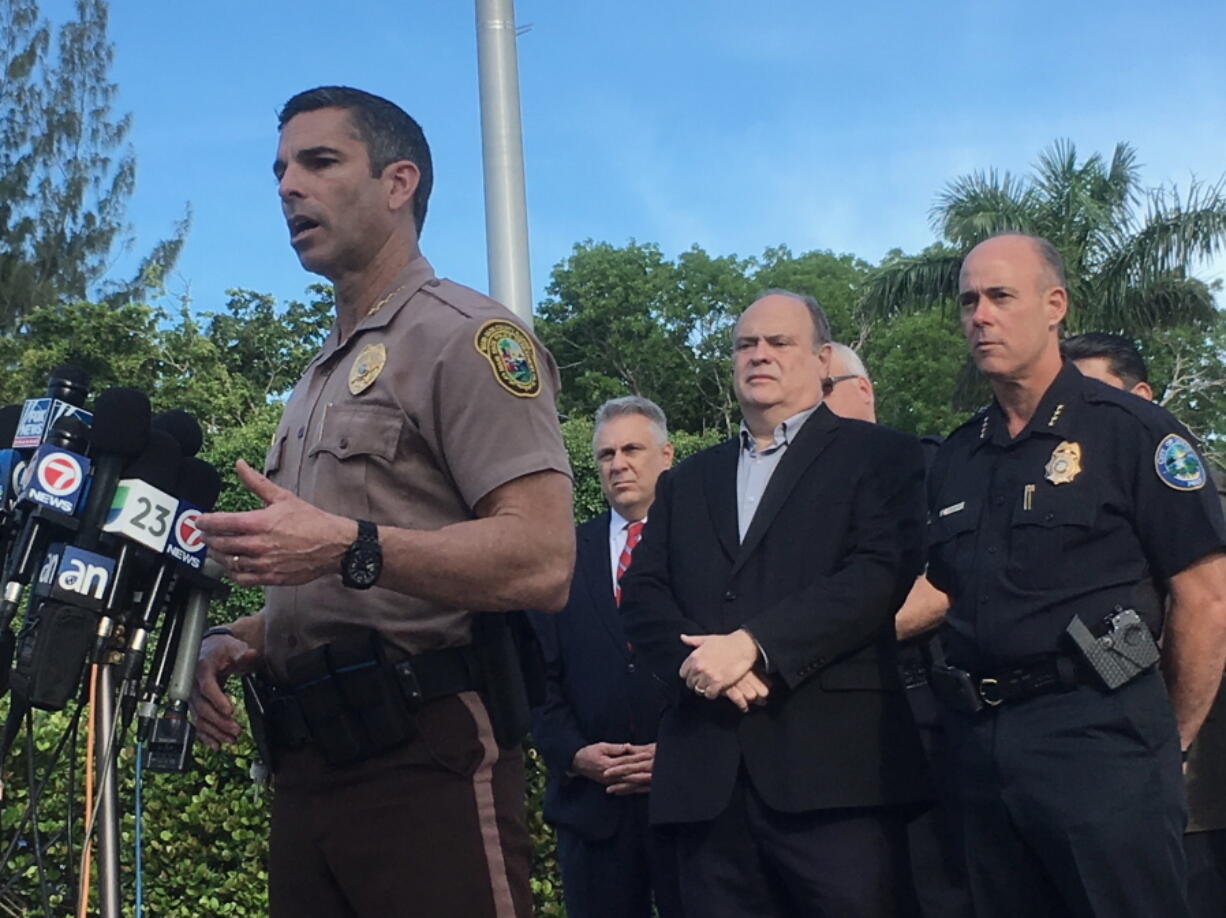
621, 291, 929, 917
529, 396, 684, 918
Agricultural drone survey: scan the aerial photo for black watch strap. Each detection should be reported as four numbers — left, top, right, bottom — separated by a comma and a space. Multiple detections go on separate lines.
342, 519, 383, 589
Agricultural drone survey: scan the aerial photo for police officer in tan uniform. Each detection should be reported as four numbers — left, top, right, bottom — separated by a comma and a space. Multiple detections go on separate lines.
190, 86, 574, 918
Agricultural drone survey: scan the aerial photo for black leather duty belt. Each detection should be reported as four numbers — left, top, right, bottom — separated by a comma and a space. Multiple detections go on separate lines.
930, 655, 1080, 714
247, 639, 483, 768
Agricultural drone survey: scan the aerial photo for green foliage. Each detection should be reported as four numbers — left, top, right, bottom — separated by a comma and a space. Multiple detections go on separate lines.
863, 307, 971, 436
0, 0, 187, 325
538, 240, 875, 436
1138, 317, 1226, 465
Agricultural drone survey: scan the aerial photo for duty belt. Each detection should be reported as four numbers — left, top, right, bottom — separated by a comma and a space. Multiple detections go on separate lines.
248, 637, 482, 768
930, 654, 1081, 714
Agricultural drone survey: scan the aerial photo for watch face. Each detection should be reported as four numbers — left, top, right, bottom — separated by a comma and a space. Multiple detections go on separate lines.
346, 544, 382, 588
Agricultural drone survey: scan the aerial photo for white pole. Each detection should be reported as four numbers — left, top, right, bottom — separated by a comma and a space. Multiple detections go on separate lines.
475, 0, 533, 326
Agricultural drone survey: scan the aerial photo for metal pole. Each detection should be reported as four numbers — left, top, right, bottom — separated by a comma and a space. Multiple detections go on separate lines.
475, 0, 533, 326
96, 662, 122, 918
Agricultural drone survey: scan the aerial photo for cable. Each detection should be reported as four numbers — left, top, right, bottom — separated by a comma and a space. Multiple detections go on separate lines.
23, 713, 52, 918
76, 664, 98, 918
134, 743, 144, 918
0, 702, 85, 894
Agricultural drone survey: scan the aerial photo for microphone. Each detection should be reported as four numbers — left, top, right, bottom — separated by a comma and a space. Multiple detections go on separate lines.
120, 456, 220, 724
73, 387, 150, 552
0, 414, 93, 630
142, 556, 227, 771
135, 458, 222, 735
0, 404, 27, 551
6, 427, 175, 712
89, 429, 181, 659
152, 410, 203, 458
12, 365, 92, 451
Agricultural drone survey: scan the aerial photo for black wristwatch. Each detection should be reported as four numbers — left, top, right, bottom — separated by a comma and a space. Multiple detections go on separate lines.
341, 520, 382, 589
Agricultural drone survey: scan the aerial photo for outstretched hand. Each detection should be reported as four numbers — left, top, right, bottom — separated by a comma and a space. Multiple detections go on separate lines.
198, 459, 354, 586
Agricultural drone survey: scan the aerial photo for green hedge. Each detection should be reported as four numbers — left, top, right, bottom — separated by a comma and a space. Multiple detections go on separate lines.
0, 418, 723, 916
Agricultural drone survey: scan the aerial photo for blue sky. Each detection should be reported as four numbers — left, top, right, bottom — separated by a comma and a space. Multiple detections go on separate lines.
40, 0, 1226, 315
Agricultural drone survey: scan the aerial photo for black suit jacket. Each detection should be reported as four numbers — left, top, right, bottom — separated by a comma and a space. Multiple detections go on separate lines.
621, 405, 930, 824
529, 513, 670, 840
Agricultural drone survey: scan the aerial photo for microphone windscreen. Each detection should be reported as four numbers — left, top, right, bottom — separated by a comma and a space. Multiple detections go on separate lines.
122, 430, 181, 493
153, 410, 203, 458
0, 405, 22, 446
176, 457, 223, 511
46, 414, 91, 454
47, 364, 91, 406
90, 388, 151, 457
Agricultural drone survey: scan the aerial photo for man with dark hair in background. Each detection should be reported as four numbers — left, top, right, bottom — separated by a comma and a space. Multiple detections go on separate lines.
529, 395, 684, 918
928, 233, 1226, 916
190, 86, 575, 918
622, 290, 929, 917
1064, 331, 1226, 917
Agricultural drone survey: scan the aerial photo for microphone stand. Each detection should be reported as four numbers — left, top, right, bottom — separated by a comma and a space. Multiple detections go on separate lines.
95, 655, 123, 918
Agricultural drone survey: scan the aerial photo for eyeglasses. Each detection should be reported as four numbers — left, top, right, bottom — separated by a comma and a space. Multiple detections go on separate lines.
821, 374, 860, 396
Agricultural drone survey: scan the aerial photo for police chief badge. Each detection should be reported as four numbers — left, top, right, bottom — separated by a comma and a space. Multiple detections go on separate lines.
1044, 441, 1082, 485
474, 320, 540, 398
348, 343, 387, 396
1155, 433, 1205, 491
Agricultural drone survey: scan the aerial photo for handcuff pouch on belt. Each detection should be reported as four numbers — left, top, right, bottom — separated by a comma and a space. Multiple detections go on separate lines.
246, 629, 425, 768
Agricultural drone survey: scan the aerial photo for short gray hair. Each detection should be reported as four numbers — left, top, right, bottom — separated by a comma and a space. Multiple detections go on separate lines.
592, 396, 669, 454
750, 289, 832, 349
829, 342, 869, 379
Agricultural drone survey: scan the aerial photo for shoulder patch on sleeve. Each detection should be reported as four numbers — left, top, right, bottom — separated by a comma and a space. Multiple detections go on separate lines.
1155, 433, 1206, 491
473, 319, 541, 398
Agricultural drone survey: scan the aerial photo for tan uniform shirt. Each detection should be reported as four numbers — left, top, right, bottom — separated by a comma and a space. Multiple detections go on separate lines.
261, 255, 571, 681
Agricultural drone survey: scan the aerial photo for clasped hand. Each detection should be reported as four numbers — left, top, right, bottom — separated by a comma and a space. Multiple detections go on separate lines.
678, 629, 772, 712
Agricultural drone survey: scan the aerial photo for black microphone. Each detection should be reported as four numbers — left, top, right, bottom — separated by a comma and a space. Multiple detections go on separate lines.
12, 364, 91, 452
152, 410, 203, 458
73, 387, 150, 553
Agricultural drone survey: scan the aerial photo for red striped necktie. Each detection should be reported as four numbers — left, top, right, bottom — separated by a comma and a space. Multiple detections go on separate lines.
614, 519, 645, 606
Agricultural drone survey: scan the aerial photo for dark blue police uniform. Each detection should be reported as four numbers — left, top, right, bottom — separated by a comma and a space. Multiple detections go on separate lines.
926, 360, 1226, 917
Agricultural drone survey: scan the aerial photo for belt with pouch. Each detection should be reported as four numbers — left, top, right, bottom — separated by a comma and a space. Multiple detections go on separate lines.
246, 631, 483, 769
929, 654, 1081, 713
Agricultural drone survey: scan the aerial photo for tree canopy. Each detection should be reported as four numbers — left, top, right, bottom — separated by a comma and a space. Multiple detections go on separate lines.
0, 0, 187, 328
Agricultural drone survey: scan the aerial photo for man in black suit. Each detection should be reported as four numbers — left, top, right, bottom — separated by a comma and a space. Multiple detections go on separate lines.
621, 291, 930, 917
529, 396, 684, 918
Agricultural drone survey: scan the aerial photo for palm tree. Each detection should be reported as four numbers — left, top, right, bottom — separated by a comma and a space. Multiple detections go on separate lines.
860, 140, 1226, 334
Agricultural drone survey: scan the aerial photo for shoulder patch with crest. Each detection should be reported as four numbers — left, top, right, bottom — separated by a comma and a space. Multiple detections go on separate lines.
1155, 433, 1206, 491
474, 320, 540, 397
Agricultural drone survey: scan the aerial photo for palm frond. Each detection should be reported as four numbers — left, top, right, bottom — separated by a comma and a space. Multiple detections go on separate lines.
932, 170, 1039, 247
858, 253, 963, 319
1097, 142, 1141, 215
1076, 273, 1217, 334
1094, 179, 1226, 323
1033, 139, 1082, 203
